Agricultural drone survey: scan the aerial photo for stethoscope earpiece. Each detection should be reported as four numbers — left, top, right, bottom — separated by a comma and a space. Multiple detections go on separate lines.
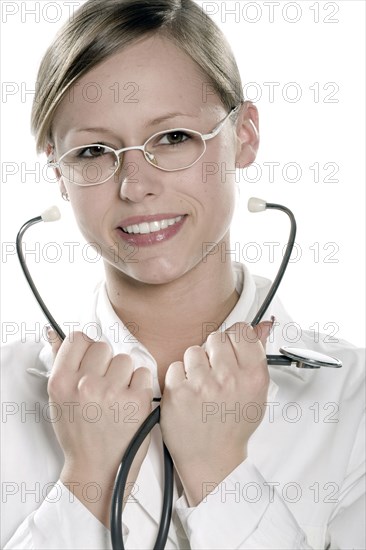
40, 205, 61, 222
247, 196, 267, 212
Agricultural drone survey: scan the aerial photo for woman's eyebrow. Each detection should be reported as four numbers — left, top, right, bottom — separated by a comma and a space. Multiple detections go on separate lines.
73, 127, 113, 134
72, 113, 197, 134
147, 112, 197, 126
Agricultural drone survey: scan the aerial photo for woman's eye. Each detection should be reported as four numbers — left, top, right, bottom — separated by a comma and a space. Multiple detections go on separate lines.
158, 132, 190, 146
78, 145, 109, 158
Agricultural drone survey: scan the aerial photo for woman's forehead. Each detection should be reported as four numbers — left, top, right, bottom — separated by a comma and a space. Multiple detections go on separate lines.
52, 35, 223, 138
64, 36, 214, 107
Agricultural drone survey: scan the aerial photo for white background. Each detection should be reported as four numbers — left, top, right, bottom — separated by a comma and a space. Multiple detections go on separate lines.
1, 0, 365, 347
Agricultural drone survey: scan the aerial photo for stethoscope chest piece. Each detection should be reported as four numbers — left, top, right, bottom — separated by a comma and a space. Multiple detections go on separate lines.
280, 346, 343, 368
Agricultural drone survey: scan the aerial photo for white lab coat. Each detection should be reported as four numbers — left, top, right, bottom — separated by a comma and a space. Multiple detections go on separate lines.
1, 263, 365, 549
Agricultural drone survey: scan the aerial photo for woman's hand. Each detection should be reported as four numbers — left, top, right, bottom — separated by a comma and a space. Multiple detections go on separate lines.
47, 330, 153, 525
159, 321, 272, 507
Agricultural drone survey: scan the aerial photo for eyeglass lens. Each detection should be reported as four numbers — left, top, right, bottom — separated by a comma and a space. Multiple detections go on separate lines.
58, 130, 206, 184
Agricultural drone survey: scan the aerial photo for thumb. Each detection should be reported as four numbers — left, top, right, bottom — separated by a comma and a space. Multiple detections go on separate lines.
45, 326, 63, 357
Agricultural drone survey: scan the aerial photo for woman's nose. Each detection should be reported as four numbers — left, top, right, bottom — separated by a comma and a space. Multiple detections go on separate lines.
117, 149, 164, 202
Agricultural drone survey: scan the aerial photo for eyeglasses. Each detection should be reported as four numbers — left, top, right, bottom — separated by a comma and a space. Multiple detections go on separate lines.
49, 105, 240, 186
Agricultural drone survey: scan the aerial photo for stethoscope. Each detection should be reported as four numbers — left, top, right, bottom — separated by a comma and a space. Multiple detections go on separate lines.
16, 197, 342, 550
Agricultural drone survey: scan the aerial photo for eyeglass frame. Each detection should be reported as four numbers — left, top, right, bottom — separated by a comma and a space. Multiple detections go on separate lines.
48, 104, 241, 187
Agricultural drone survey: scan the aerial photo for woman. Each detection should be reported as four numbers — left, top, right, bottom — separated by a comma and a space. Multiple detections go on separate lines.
2, 1, 364, 549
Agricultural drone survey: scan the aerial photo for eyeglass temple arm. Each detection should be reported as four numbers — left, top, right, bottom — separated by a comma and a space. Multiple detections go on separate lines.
201, 105, 241, 141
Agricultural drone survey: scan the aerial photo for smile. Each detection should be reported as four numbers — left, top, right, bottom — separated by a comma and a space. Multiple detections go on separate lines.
121, 216, 184, 235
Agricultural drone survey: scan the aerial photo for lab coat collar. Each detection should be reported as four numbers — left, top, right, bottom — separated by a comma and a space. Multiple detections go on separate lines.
95, 261, 260, 353
37, 262, 287, 390
94, 262, 281, 391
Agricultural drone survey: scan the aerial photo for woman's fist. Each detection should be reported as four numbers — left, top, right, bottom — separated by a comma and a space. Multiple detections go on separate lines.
160, 321, 272, 505
46, 330, 153, 524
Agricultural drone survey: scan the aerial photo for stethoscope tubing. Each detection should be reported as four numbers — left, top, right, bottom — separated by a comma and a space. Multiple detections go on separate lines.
110, 202, 297, 549
250, 203, 296, 325
16, 217, 174, 549
15, 201, 299, 550
16, 217, 66, 341
110, 406, 174, 550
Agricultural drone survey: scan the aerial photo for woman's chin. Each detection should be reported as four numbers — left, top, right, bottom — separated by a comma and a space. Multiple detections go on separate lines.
106, 255, 193, 286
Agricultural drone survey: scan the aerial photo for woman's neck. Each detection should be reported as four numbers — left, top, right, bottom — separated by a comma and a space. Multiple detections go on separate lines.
104, 253, 240, 387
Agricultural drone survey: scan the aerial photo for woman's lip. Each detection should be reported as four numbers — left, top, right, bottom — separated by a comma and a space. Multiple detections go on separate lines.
118, 213, 187, 228
116, 215, 187, 247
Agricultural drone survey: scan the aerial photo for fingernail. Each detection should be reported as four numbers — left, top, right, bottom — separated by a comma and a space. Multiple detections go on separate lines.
46, 326, 57, 343
45, 325, 51, 342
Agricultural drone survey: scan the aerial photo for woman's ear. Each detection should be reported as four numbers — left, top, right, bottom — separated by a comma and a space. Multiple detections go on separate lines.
235, 101, 260, 168
45, 142, 56, 165
45, 143, 67, 195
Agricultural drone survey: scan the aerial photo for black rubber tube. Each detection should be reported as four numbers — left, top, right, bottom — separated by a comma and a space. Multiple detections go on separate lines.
16, 217, 66, 340
110, 406, 174, 550
251, 203, 296, 326
16, 209, 297, 550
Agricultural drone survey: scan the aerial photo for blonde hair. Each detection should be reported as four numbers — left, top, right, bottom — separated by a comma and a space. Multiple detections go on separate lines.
31, 0, 244, 153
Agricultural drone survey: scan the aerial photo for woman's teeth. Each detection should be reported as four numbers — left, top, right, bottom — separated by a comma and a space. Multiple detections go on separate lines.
122, 216, 183, 235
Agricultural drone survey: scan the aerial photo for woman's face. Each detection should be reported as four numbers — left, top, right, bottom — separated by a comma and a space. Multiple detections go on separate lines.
51, 35, 254, 285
